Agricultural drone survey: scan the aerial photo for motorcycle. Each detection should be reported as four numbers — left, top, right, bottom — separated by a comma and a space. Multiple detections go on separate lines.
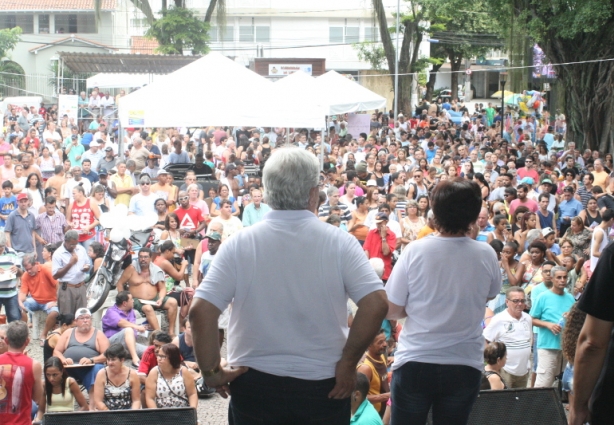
86, 207, 158, 313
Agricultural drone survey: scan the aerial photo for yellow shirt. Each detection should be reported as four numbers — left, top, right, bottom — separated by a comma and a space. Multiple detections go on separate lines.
592, 170, 609, 190
111, 173, 133, 206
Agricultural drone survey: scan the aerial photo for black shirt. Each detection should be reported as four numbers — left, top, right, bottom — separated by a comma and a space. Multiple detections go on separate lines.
578, 243, 614, 422
597, 194, 614, 212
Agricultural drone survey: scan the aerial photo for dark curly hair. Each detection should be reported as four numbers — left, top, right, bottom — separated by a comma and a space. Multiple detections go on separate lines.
562, 303, 587, 363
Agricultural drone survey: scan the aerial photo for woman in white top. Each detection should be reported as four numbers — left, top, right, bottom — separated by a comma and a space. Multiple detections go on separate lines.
339, 181, 357, 212
23, 172, 45, 210
145, 343, 197, 409
38, 146, 57, 181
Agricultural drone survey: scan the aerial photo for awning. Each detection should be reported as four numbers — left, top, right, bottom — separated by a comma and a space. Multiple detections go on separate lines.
57, 52, 201, 74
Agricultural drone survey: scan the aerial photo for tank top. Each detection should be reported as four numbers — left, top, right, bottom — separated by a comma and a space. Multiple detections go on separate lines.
178, 334, 195, 362
153, 256, 176, 292
48, 377, 76, 412
71, 198, 96, 242
63, 329, 99, 361
583, 209, 602, 229
481, 370, 508, 390
537, 210, 554, 229
359, 354, 390, 415
0, 351, 34, 425
43, 332, 61, 364
590, 227, 609, 272
155, 367, 189, 408
103, 368, 132, 410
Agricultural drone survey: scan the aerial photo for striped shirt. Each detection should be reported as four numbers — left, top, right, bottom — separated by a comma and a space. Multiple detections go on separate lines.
36, 212, 67, 245
576, 185, 592, 209
0, 247, 21, 298
318, 201, 351, 223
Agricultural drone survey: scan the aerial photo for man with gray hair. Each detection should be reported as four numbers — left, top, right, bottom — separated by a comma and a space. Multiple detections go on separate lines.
128, 175, 158, 216
0, 232, 23, 323
0, 321, 43, 425
52, 230, 90, 315
318, 186, 351, 223
129, 138, 150, 175
190, 147, 388, 423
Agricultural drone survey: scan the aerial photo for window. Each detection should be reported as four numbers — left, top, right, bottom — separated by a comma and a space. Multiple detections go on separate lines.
38, 15, 50, 34
55, 13, 96, 34
329, 26, 343, 43
345, 27, 359, 43
239, 25, 254, 42
221, 26, 234, 42
365, 27, 378, 42
130, 18, 148, 28
0, 15, 33, 33
208, 26, 218, 42
255, 26, 270, 42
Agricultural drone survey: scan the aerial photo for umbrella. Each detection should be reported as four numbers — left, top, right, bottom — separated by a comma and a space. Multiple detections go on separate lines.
504, 93, 523, 105
491, 90, 514, 99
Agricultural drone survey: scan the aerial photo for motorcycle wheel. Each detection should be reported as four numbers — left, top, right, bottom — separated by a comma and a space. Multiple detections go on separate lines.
86, 272, 111, 313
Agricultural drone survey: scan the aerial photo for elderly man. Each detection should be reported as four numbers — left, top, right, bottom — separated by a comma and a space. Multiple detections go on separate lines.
190, 147, 387, 423
82, 140, 104, 173
318, 186, 351, 223
117, 247, 178, 335
128, 175, 158, 216
242, 189, 271, 227
52, 230, 90, 315
53, 307, 109, 408
484, 287, 533, 388
130, 138, 150, 175
111, 161, 139, 207
102, 291, 147, 367
0, 233, 23, 323
0, 321, 43, 425
4, 193, 36, 255
476, 207, 495, 242
19, 252, 58, 340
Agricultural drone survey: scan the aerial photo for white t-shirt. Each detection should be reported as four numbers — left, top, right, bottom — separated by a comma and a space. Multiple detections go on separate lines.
483, 309, 532, 376
210, 215, 243, 239
386, 236, 501, 371
194, 209, 384, 380
128, 192, 158, 217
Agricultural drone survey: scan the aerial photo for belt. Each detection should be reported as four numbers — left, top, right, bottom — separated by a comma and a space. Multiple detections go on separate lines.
60, 281, 85, 288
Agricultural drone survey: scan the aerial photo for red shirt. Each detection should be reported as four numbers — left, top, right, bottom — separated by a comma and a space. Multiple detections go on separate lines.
71, 198, 96, 242
24, 136, 39, 150
516, 167, 539, 182
138, 345, 183, 376
174, 205, 204, 231
363, 227, 396, 280
0, 352, 35, 425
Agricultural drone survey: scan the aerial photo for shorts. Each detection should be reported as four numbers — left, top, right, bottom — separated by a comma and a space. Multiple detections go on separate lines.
133, 294, 171, 314
23, 297, 59, 315
532, 333, 539, 372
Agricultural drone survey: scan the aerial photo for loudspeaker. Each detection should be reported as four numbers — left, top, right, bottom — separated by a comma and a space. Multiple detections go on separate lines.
467, 388, 567, 425
44, 407, 197, 425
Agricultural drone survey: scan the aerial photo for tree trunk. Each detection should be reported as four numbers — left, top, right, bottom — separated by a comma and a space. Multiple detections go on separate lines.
425, 63, 443, 103
448, 52, 463, 101
204, 0, 218, 23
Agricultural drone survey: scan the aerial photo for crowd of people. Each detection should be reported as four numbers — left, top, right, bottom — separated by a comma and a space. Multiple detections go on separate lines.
0, 95, 612, 425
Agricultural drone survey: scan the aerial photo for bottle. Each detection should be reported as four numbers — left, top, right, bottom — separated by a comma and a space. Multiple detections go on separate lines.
557, 316, 565, 329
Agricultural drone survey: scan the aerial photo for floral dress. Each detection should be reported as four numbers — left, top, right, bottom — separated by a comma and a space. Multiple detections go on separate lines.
401, 216, 426, 250
564, 228, 591, 260
522, 262, 544, 309
155, 367, 189, 408
103, 368, 133, 410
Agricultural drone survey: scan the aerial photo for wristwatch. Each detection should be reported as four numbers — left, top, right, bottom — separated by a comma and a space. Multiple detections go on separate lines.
202, 365, 221, 377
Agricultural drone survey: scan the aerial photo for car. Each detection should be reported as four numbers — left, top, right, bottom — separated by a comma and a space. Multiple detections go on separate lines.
434, 89, 465, 103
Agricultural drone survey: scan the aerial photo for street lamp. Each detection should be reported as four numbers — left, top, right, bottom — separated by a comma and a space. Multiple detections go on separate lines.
499, 71, 507, 140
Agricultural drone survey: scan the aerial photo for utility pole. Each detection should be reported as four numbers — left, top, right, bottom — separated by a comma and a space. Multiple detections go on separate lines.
393, 0, 400, 120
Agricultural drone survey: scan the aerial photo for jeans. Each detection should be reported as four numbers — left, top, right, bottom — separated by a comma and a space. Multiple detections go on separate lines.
390, 361, 482, 425
0, 294, 21, 322
228, 368, 350, 425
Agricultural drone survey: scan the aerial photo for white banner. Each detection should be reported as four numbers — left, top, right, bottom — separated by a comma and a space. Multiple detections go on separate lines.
58, 95, 79, 124
268, 64, 312, 76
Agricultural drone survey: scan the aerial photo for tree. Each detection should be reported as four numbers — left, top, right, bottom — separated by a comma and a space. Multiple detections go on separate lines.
0, 27, 21, 59
353, 42, 387, 71
488, 0, 614, 152
0, 28, 24, 97
145, 7, 210, 55
424, 44, 446, 101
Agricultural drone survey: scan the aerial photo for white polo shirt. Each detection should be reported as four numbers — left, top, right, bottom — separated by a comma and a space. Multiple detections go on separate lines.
483, 309, 533, 376
194, 209, 384, 380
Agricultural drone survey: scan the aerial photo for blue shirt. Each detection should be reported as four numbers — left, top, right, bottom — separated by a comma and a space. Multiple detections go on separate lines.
558, 199, 582, 227
543, 133, 555, 150
477, 224, 495, 242
81, 132, 93, 146
0, 195, 17, 227
82, 170, 99, 184
351, 399, 384, 425
530, 289, 575, 350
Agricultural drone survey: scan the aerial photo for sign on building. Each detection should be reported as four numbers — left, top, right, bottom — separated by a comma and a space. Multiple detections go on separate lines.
268, 64, 313, 76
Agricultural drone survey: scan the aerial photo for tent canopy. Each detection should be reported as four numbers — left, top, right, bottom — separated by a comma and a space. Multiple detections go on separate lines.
87, 73, 155, 89
118, 52, 325, 128
315, 70, 386, 114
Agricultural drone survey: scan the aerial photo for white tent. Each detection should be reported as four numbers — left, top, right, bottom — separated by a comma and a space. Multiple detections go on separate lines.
315, 70, 386, 114
118, 52, 325, 128
87, 73, 155, 89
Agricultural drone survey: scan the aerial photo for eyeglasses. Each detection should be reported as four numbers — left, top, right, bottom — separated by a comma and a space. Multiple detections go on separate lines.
542, 269, 552, 274
507, 299, 526, 304
178, 196, 189, 201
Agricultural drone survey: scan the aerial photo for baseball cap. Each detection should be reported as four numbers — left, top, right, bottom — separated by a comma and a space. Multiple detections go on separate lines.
16, 193, 28, 201
375, 212, 389, 223
104, 146, 113, 152
366, 180, 377, 187
355, 162, 367, 173
205, 232, 222, 241
541, 227, 555, 237
75, 308, 92, 318
157, 169, 170, 175
98, 169, 108, 176
541, 178, 553, 185
71, 134, 78, 139
226, 163, 237, 171
90, 141, 99, 147
519, 177, 534, 185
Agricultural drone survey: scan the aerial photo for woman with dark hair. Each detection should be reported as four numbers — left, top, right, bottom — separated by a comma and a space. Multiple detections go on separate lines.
88, 241, 105, 274
514, 211, 537, 253
385, 178, 501, 424
561, 303, 587, 409
521, 240, 548, 302
145, 343, 197, 408
416, 194, 430, 219
481, 342, 508, 390
160, 212, 187, 257
154, 197, 168, 230
43, 314, 75, 363
24, 172, 44, 210
578, 197, 602, 230
473, 172, 490, 202
93, 344, 141, 410
36, 356, 88, 420
563, 216, 592, 260
209, 184, 240, 217
348, 196, 369, 244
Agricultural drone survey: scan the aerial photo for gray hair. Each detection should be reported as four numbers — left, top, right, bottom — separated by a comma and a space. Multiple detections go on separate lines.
126, 160, 136, 168
326, 186, 339, 197
551, 265, 568, 277
263, 147, 319, 210
65, 230, 79, 241
6, 321, 29, 348
22, 252, 37, 267
506, 286, 525, 298
208, 221, 224, 234
369, 257, 385, 279
139, 175, 151, 185
526, 229, 542, 247
0, 232, 6, 246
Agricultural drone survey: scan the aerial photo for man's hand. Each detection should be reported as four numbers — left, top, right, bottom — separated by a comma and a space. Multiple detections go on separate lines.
548, 322, 562, 335
155, 298, 163, 307
204, 366, 249, 398
69, 252, 78, 266
131, 187, 140, 195
568, 404, 590, 425
79, 357, 93, 365
328, 359, 356, 399
135, 325, 146, 332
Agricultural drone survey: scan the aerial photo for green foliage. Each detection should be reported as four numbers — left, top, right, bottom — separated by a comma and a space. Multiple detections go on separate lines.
145, 6, 210, 55
0, 27, 22, 60
353, 42, 387, 70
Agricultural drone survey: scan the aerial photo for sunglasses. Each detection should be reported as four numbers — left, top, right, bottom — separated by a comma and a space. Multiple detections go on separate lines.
140, 182, 150, 186
178, 196, 189, 201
